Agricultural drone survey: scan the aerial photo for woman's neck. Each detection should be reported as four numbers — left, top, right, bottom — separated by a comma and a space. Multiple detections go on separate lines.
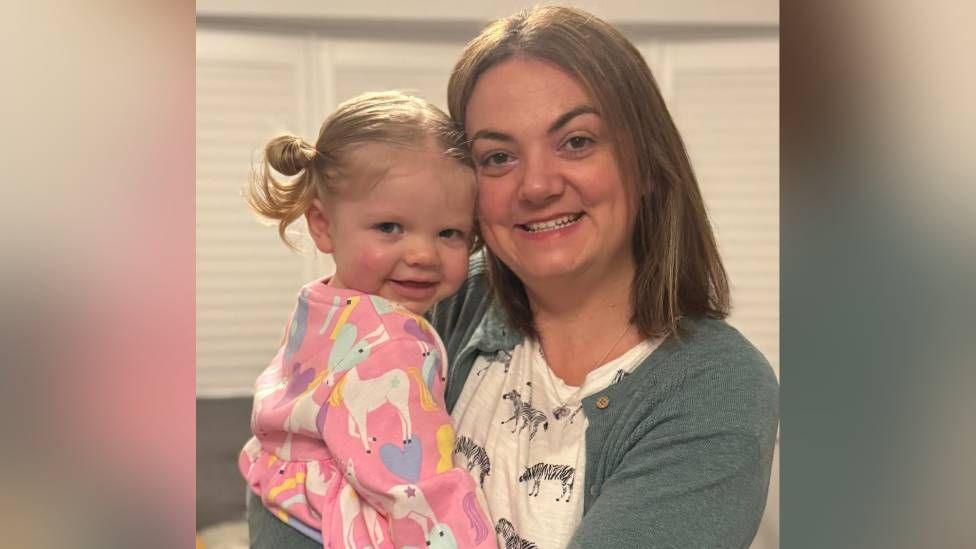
526, 267, 642, 386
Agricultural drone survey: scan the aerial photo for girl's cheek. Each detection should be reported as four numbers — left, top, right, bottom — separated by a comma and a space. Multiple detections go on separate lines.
356, 248, 387, 273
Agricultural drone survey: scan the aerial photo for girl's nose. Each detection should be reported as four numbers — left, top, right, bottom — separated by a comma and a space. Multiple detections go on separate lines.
405, 238, 439, 268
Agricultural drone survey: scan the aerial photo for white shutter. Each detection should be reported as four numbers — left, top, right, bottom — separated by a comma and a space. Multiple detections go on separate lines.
666, 39, 780, 376
664, 39, 780, 549
196, 30, 317, 396
319, 40, 465, 112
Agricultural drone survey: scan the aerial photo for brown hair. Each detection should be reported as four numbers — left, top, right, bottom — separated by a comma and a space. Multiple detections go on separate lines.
246, 91, 471, 249
447, 6, 730, 338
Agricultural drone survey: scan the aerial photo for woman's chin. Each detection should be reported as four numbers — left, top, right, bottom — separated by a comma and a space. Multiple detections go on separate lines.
507, 246, 634, 290
514, 257, 588, 285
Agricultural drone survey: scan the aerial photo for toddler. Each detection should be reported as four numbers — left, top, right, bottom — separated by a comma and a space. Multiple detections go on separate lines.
239, 91, 494, 549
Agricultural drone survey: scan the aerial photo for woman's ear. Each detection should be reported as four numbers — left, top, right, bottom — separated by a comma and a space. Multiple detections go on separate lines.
306, 198, 335, 253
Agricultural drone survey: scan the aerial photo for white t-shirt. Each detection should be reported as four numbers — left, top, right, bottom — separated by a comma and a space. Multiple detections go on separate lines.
451, 337, 658, 549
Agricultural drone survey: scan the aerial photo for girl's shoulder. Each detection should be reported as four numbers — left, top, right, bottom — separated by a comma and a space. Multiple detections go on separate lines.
297, 279, 437, 344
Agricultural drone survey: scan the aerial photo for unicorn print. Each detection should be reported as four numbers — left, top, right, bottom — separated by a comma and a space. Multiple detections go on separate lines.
283, 289, 311, 364
335, 366, 415, 453
385, 482, 458, 548
240, 279, 494, 549
418, 340, 445, 392
277, 296, 365, 459
346, 459, 459, 548
339, 459, 385, 549
326, 322, 442, 453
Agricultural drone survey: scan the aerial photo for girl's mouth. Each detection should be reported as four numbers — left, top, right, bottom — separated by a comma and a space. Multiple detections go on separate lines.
391, 280, 436, 289
388, 280, 439, 302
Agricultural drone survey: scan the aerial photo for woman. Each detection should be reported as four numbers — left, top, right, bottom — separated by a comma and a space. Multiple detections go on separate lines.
432, 6, 778, 549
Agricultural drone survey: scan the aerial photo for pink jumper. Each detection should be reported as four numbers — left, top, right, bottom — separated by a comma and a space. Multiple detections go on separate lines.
239, 279, 494, 548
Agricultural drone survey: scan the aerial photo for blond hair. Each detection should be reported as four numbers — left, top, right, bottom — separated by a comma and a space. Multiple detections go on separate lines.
447, 6, 730, 338
247, 91, 470, 249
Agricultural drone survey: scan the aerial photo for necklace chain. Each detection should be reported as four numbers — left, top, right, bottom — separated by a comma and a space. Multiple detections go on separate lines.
539, 323, 634, 418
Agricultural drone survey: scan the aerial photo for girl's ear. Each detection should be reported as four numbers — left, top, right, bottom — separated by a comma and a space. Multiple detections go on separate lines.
306, 198, 335, 253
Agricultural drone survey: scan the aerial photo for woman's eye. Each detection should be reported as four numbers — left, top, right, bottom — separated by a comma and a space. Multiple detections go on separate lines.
375, 222, 403, 234
481, 152, 511, 166
476, 150, 517, 176
564, 135, 593, 151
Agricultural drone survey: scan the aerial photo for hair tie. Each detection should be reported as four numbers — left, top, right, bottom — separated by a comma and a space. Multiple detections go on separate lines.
293, 137, 320, 169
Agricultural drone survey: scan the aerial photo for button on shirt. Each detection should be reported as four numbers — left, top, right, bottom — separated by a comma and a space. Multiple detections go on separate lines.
451, 337, 658, 549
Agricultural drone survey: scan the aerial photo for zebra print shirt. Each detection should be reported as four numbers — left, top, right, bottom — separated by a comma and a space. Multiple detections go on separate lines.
451, 337, 657, 548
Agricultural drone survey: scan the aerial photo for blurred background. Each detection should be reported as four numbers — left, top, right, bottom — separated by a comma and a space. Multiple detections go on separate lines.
195, 1, 780, 548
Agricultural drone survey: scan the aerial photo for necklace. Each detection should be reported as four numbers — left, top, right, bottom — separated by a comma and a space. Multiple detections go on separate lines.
539, 323, 634, 420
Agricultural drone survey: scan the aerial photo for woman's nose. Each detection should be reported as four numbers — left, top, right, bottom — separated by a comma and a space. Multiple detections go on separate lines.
517, 153, 564, 205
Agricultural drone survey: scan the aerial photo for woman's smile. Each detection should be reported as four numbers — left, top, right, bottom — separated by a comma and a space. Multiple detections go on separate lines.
517, 212, 584, 233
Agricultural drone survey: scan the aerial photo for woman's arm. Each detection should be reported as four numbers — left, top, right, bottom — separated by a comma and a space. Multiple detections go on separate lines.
571, 429, 773, 548
571, 338, 779, 548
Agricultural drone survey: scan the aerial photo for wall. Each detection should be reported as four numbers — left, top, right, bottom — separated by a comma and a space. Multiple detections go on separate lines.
197, 0, 778, 26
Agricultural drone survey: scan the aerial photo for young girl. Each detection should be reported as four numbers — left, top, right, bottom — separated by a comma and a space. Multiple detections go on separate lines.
238, 91, 495, 549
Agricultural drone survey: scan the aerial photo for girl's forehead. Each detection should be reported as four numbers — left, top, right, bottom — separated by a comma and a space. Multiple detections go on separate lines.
340, 141, 470, 190
336, 144, 475, 216
350, 178, 475, 228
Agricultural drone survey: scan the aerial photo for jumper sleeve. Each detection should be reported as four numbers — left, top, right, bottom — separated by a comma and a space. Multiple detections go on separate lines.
321, 328, 496, 549
569, 356, 779, 549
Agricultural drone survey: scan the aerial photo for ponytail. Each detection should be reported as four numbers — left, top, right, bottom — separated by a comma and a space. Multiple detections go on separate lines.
245, 134, 324, 250
266, 135, 319, 176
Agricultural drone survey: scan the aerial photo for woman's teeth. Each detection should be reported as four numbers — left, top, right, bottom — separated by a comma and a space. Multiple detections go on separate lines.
523, 213, 583, 233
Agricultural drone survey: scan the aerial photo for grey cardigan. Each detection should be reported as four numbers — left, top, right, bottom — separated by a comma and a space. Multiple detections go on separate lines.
430, 259, 780, 548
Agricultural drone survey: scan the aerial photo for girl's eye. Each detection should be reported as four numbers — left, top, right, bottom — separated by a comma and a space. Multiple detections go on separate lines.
439, 229, 466, 240
375, 222, 403, 234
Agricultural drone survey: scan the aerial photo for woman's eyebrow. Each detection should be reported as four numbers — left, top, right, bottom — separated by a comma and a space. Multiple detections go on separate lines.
547, 105, 599, 135
469, 129, 512, 143
469, 105, 599, 144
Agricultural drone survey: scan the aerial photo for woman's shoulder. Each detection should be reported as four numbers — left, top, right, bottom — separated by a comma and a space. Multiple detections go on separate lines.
676, 317, 773, 369
636, 316, 779, 434
655, 317, 775, 380
428, 253, 493, 338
